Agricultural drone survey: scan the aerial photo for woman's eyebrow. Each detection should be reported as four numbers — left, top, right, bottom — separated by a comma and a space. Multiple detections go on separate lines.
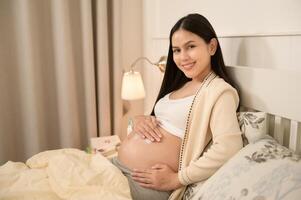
172, 40, 195, 48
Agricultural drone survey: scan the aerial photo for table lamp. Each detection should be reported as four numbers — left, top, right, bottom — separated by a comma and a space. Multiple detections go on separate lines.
121, 56, 167, 100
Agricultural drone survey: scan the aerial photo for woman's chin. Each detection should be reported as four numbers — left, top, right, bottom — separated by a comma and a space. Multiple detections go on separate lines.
183, 72, 194, 79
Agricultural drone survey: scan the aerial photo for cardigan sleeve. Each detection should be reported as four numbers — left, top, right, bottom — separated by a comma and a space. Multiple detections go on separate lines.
178, 90, 243, 185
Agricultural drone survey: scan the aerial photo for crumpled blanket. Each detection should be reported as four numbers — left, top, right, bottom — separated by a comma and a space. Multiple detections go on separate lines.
0, 148, 131, 200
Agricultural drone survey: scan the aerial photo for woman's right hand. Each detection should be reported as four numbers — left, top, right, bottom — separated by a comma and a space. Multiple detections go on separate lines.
132, 115, 162, 142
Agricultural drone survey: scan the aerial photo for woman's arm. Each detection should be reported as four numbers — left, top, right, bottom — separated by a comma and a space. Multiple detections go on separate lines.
131, 90, 243, 190
178, 90, 243, 185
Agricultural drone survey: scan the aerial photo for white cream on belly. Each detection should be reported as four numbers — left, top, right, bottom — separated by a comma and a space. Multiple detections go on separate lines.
133, 133, 152, 144
144, 138, 152, 144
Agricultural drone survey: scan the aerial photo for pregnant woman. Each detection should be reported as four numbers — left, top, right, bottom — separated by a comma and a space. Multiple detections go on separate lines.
113, 13, 243, 200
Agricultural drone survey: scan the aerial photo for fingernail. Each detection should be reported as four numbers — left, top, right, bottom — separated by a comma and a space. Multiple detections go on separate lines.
151, 138, 154, 142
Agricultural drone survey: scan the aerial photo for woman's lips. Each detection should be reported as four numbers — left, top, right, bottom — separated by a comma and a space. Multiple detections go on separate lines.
181, 62, 196, 70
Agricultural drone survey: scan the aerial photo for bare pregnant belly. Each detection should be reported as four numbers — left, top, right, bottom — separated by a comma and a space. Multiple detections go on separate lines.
118, 127, 182, 172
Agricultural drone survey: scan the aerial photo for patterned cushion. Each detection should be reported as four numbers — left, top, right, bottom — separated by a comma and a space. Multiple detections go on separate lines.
183, 137, 301, 200
237, 112, 268, 145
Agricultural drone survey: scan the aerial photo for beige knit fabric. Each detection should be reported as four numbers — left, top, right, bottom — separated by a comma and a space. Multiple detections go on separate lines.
169, 75, 243, 200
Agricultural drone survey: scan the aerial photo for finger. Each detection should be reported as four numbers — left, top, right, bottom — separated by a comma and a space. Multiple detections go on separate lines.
151, 164, 164, 169
148, 116, 161, 128
132, 172, 153, 180
143, 123, 161, 142
149, 117, 162, 138
154, 118, 161, 126
150, 116, 159, 127
147, 121, 162, 138
137, 132, 146, 139
153, 127, 162, 139
146, 120, 156, 130
145, 116, 152, 121
136, 126, 153, 141
141, 124, 156, 142
132, 168, 152, 174
136, 179, 156, 189
137, 182, 155, 189
134, 127, 146, 139
147, 129, 161, 142
143, 123, 154, 133
132, 177, 152, 184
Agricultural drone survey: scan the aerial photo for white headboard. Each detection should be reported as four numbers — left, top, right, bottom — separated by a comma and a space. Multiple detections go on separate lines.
226, 66, 301, 153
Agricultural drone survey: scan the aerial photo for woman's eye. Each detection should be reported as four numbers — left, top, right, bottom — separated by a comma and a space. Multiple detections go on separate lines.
173, 49, 180, 53
188, 45, 195, 49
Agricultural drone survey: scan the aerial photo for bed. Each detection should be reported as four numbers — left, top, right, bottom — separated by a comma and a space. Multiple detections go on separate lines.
182, 66, 301, 200
0, 148, 131, 200
0, 66, 300, 200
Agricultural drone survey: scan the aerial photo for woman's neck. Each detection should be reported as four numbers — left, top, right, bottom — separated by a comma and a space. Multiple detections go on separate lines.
191, 68, 213, 83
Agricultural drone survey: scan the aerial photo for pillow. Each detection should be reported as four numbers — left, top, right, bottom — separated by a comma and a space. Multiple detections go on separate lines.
237, 112, 268, 145
183, 137, 301, 200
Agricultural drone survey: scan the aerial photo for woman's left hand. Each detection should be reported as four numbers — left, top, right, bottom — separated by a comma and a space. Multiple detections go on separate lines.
131, 164, 183, 191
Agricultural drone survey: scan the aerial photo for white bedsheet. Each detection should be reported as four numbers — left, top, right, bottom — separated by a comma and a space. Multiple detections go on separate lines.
0, 148, 131, 200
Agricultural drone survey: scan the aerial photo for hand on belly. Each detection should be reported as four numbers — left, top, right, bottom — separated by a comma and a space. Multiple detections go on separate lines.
118, 128, 182, 172
132, 163, 183, 191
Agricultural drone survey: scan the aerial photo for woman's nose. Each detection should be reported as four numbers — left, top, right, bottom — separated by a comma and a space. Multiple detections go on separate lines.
180, 50, 189, 61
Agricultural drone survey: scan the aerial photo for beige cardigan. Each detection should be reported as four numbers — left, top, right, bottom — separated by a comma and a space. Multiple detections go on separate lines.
169, 73, 243, 200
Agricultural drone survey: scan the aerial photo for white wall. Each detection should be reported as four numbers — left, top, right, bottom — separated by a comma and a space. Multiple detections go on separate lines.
142, 0, 301, 113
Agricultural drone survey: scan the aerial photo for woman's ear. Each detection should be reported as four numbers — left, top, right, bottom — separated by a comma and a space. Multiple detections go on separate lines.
209, 38, 217, 56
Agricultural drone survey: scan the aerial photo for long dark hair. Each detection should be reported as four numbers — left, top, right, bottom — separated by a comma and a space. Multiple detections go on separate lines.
151, 13, 238, 115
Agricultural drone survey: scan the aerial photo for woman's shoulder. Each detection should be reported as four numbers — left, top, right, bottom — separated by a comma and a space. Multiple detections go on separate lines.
206, 76, 235, 90
205, 77, 239, 100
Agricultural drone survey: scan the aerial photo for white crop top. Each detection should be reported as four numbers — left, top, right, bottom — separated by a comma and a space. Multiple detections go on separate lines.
154, 93, 195, 139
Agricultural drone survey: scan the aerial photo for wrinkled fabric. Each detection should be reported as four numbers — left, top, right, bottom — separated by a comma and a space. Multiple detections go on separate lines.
0, 149, 131, 200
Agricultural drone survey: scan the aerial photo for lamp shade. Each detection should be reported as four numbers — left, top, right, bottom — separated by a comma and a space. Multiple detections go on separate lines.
121, 71, 145, 100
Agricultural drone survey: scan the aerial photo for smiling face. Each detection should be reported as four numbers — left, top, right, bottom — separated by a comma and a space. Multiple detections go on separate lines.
171, 29, 217, 82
